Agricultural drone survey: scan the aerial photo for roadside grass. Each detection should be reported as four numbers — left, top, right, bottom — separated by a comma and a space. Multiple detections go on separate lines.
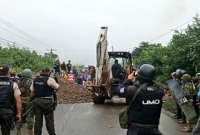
163, 96, 177, 114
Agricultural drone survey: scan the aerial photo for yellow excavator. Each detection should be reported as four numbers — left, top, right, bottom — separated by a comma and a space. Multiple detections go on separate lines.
90, 27, 133, 104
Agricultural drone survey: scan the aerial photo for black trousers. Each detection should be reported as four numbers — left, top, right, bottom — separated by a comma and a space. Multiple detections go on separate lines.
176, 101, 182, 119
0, 117, 12, 135
33, 98, 56, 135
127, 126, 163, 135
193, 95, 199, 118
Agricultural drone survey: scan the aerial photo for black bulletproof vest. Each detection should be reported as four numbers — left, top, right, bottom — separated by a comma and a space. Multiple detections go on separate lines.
128, 84, 164, 125
0, 77, 14, 110
33, 75, 54, 98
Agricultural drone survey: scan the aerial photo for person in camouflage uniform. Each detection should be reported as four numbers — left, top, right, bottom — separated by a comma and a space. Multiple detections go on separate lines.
181, 73, 196, 132
182, 74, 195, 98
17, 69, 34, 135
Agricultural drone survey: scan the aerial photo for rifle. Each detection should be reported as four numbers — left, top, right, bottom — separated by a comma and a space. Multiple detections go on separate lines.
52, 90, 57, 110
16, 102, 33, 129
22, 104, 33, 120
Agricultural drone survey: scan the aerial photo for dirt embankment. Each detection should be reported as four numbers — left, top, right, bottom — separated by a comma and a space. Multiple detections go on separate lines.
57, 78, 93, 104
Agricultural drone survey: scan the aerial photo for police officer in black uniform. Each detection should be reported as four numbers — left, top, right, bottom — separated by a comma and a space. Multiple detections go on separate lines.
31, 68, 59, 135
126, 64, 164, 135
0, 65, 22, 135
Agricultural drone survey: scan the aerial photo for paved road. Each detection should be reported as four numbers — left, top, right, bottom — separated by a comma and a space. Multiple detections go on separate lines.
45, 103, 189, 135
8, 103, 190, 135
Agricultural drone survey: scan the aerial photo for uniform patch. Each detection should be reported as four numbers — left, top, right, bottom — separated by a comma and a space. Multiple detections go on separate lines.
0, 81, 10, 85
142, 99, 160, 105
147, 87, 155, 91
35, 82, 44, 85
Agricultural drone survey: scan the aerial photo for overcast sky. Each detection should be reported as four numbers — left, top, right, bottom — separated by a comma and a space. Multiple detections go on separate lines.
0, 0, 200, 65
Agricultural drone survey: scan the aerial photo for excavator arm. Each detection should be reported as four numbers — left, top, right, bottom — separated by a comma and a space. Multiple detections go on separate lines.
96, 27, 110, 85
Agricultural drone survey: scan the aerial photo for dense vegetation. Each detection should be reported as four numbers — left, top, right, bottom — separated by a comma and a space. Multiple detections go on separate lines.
132, 15, 200, 82
0, 46, 56, 73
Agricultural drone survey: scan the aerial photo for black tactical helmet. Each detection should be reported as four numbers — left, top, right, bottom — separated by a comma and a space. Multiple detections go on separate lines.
0, 65, 9, 75
175, 69, 186, 79
136, 64, 155, 81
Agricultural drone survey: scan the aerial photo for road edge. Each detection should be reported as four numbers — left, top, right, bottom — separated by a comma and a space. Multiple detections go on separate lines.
162, 109, 175, 118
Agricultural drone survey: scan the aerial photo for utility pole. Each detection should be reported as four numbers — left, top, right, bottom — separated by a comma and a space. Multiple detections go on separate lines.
47, 48, 56, 56
111, 46, 114, 52
46, 48, 58, 60
50, 48, 56, 55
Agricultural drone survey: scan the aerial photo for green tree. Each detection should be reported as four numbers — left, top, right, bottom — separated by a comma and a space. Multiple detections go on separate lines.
0, 46, 56, 73
132, 15, 200, 82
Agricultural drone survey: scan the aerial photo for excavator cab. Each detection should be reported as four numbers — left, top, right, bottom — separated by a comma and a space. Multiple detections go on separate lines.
108, 51, 132, 97
109, 52, 132, 79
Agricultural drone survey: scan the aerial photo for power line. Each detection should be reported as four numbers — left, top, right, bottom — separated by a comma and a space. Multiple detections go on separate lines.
0, 25, 37, 44
0, 17, 50, 47
0, 17, 50, 53
0, 35, 37, 50
150, 18, 193, 42
0, 36, 13, 43
0, 27, 46, 52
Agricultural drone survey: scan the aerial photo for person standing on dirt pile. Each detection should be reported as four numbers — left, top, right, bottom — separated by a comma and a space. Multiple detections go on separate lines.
17, 69, 34, 135
125, 64, 164, 135
72, 66, 78, 81
82, 67, 88, 87
77, 70, 83, 85
112, 59, 123, 80
60, 62, 67, 77
0, 65, 22, 135
67, 60, 72, 74
88, 66, 96, 85
31, 67, 59, 135
53, 60, 61, 76
67, 70, 75, 83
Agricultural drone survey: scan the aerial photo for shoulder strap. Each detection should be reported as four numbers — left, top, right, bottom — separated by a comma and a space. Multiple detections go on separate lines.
9, 80, 16, 113
9, 80, 14, 100
128, 83, 148, 109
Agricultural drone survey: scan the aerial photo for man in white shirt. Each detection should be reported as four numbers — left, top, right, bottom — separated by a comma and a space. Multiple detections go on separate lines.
31, 68, 59, 135
0, 65, 22, 135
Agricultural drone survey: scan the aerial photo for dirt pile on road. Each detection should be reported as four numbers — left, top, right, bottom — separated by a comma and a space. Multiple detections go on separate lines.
57, 78, 93, 104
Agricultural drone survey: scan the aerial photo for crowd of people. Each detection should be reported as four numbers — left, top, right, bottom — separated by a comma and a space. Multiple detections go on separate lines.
3, 60, 200, 135
0, 65, 59, 135
54, 60, 96, 87
0, 60, 96, 135
166, 69, 200, 134
122, 66, 200, 135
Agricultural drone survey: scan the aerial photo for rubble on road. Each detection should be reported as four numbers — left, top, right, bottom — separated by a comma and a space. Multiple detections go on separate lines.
57, 78, 93, 104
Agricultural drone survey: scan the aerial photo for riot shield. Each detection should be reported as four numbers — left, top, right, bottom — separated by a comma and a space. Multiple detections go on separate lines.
167, 79, 196, 122
167, 79, 185, 102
